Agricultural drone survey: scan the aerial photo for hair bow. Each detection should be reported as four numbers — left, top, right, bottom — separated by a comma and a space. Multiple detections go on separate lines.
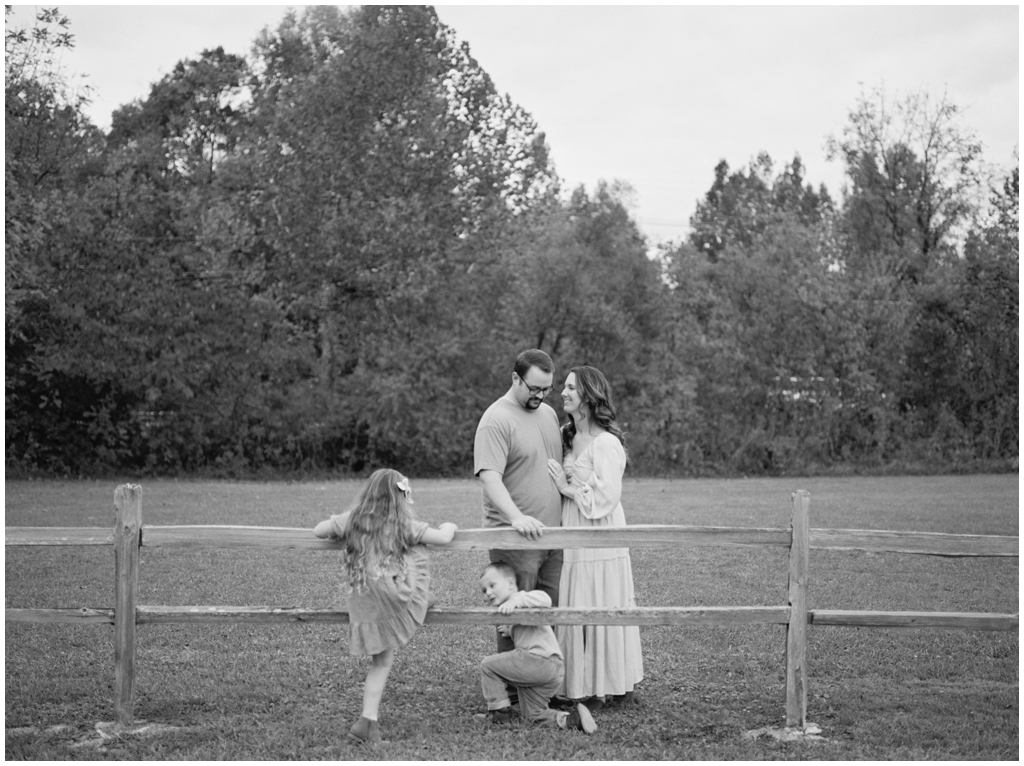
396, 477, 413, 503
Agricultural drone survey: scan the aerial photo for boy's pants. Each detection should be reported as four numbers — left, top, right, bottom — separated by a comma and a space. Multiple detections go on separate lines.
481, 648, 563, 726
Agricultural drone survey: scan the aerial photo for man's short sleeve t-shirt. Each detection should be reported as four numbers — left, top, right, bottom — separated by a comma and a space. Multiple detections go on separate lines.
473, 398, 563, 528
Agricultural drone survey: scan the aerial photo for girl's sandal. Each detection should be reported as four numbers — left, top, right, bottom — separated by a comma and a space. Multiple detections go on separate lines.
349, 716, 385, 747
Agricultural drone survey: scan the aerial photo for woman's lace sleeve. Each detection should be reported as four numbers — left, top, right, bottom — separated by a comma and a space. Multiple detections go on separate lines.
571, 435, 626, 520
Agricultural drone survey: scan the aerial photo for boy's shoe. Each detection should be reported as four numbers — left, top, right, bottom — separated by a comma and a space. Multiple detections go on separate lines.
488, 707, 516, 725
565, 702, 597, 734
349, 716, 384, 746
549, 695, 575, 710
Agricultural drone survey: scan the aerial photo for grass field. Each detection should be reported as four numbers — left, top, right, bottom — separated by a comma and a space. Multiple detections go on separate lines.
5, 474, 1019, 760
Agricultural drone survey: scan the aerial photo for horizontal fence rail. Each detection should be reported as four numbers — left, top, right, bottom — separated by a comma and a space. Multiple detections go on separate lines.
810, 609, 1019, 631
10, 605, 1015, 631
126, 605, 794, 626
8, 524, 1019, 557
5, 527, 115, 546
808, 528, 1018, 557
5, 607, 116, 624
141, 524, 794, 550
5, 485, 1018, 733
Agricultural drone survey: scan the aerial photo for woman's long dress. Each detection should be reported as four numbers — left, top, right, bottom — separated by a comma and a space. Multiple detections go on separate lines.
556, 432, 643, 699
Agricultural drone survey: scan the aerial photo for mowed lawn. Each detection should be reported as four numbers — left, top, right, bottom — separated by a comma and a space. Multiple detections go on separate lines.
5, 474, 1018, 760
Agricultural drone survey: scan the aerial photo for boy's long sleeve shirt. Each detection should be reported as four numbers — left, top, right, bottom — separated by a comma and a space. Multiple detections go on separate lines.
505, 590, 563, 660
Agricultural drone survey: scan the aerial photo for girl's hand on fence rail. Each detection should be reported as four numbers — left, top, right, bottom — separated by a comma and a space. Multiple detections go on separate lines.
312, 519, 336, 539
422, 522, 458, 545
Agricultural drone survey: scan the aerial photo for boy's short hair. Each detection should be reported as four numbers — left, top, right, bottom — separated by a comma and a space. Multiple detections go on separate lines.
481, 561, 517, 582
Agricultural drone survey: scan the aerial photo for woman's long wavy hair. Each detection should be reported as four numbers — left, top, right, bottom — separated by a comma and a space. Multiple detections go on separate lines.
343, 468, 415, 593
560, 366, 626, 455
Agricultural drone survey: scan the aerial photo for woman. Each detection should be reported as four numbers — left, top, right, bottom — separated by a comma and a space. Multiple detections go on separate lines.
547, 366, 643, 711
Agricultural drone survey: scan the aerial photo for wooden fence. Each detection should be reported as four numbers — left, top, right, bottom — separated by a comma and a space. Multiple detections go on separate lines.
6, 485, 1018, 733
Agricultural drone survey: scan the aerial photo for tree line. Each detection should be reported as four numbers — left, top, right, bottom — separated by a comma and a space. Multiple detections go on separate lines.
5, 6, 1018, 478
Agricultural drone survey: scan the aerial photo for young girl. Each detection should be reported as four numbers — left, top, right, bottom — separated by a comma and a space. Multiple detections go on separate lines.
314, 468, 457, 746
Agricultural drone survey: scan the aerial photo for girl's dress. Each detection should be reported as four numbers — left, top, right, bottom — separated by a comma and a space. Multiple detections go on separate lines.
556, 431, 644, 699
328, 511, 434, 656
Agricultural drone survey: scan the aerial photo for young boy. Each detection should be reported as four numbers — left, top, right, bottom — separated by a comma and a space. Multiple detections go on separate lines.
478, 562, 597, 734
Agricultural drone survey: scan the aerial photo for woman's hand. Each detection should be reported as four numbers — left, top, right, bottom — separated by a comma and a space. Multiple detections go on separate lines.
547, 458, 571, 496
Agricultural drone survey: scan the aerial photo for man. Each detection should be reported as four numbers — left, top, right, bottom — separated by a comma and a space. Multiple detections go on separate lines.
474, 348, 563, 654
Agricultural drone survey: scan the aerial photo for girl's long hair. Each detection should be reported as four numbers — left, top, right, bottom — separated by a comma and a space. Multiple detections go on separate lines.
561, 366, 626, 455
343, 468, 415, 593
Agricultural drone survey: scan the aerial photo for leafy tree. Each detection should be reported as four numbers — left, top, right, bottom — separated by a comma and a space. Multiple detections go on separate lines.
4, 7, 89, 186
108, 47, 248, 183
982, 163, 1019, 259
5, 6, 98, 330
902, 163, 1018, 460
662, 153, 907, 473
511, 182, 659, 359
688, 153, 831, 261
824, 87, 1012, 467
5, 7, 117, 472
827, 85, 985, 283
669, 214, 874, 473
8, 17, 301, 474
228, 5, 559, 471
91, 46, 313, 473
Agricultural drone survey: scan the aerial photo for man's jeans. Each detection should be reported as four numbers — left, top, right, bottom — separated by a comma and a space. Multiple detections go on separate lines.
481, 648, 563, 725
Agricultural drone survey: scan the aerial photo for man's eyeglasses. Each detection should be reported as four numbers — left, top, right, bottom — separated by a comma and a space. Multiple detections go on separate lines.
518, 376, 553, 398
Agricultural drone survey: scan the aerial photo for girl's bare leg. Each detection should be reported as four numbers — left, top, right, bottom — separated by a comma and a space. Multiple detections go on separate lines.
362, 649, 395, 720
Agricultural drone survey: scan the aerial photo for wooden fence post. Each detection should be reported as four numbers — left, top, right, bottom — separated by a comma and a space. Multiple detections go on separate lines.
113, 484, 142, 730
785, 490, 809, 728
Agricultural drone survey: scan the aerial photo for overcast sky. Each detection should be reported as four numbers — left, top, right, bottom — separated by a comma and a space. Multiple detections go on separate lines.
12, 4, 1018, 246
